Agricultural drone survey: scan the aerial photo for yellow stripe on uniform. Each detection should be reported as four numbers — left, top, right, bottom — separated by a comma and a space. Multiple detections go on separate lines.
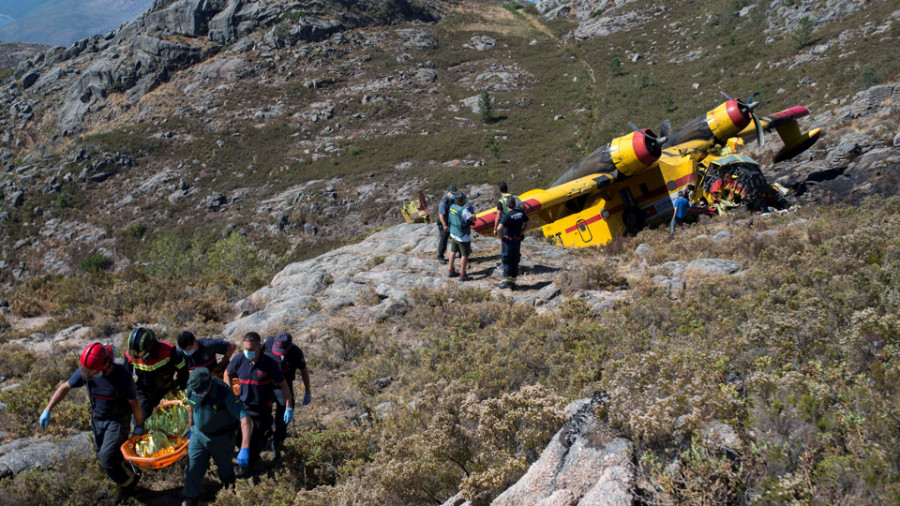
132, 357, 170, 372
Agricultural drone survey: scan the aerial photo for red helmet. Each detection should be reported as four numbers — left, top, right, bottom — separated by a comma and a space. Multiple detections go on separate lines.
80, 342, 113, 377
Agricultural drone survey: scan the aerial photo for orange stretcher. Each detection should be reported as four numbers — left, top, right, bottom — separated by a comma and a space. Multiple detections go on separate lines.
120, 400, 190, 469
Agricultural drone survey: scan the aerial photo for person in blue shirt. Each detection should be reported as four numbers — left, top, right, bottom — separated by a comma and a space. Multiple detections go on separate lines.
223, 332, 293, 469
262, 332, 312, 458
671, 191, 690, 234
40, 343, 144, 503
498, 199, 529, 289
177, 331, 236, 375
182, 368, 252, 506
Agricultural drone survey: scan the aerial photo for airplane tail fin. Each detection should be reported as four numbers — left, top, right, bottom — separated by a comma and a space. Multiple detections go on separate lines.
736, 105, 822, 162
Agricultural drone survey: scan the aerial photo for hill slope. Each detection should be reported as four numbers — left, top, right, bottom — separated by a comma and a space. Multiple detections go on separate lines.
0, 0, 898, 504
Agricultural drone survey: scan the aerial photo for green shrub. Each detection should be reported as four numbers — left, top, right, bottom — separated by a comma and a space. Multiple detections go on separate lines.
479, 90, 493, 124
124, 222, 147, 238
792, 16, 815, 49
80, 252, 113, 273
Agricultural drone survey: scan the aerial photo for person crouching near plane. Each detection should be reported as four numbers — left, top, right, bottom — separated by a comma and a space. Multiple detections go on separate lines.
670, 191, 690, 235
181, 367, 252, 506
263, 331, 312, 459
498, 198, 529, 290
177, 330, 236, 376
436, 185, 457, 264
40, 343, 144, 503
448, 192, 476, 281
224, 331, 293, 469
126, 327, 188, 419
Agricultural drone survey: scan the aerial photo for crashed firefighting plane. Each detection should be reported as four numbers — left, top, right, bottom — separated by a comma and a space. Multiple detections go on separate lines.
472, 93, 821, 248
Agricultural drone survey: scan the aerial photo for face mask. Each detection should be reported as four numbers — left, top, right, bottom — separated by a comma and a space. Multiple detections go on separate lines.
183, 348, 196, 356
243, 350, 256, 360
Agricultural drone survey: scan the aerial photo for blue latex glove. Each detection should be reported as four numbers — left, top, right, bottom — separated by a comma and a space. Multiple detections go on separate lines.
133, 427, 145, 437
303, 393, 312, 406
237, 448, 249, 468
186, 428, 192, 440
284, 407, 294, 424
39, 410, 51, 429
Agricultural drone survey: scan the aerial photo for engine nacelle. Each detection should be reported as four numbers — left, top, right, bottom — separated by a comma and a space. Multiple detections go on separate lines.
706, 100, 751, 141
611, 129, 663, 178
552, 129, 663, 187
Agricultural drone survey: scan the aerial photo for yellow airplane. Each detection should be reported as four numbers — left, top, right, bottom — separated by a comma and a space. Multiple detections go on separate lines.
472, 94, 821, 247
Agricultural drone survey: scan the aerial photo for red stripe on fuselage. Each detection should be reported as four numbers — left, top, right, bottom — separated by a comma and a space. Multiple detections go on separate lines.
472, 198, 542, 232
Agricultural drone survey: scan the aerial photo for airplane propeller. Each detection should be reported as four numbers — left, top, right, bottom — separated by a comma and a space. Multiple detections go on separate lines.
721, 91, 764, 147
627, 121, 668, 150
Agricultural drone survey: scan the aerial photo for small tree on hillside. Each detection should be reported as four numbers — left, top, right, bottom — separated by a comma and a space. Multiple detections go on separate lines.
478, 90, 493, 124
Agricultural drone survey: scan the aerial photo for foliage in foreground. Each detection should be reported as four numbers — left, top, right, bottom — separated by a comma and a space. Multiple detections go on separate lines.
1, 197, 899, 505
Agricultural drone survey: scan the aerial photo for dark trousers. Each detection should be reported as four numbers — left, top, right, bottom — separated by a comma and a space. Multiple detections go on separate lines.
237, 406, 273, 468
501, 239, 522, 282
92, 417, 137, 488
670, 216, 685, 234
273, 387, 293, 451
136, 389, 164, 421
437, 223, 450, 259
183, 431, 235, 499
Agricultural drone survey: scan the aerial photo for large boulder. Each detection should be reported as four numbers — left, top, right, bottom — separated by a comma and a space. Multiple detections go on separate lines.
492, 393, 634, 506
0, 433, 92, 478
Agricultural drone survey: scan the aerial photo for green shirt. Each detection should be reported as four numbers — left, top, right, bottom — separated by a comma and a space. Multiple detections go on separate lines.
186, 378, 245, 437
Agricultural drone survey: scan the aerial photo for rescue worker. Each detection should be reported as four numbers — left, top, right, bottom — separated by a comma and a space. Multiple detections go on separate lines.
223, 331, 293, 469
177, 330, 236, 375
181, 368, 252, 506
436, 185, 457, 264
448, 192, 475, 281
40, 342, 144, 503
670, 190, 690, 234
498, 198, 529, 289
262, 331, 312, 458
492, 182, 519, 236
125, 327, 188, 419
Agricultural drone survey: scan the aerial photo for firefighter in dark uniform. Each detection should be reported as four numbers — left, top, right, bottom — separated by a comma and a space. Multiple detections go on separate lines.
177, 330, 236, 375
125, 327, 188, 419
223, 331, 293, 468
262, 331, 312, 457
181, 368, 252, 506
40, 342, 144, 503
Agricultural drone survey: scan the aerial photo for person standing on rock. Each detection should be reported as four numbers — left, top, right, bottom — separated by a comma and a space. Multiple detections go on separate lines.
670, 191, 690, 235
492, 182, 521, 236
498, 198, 529, 289
436, 185, 457, 264
262, 331, 312, 459
177, 330, 236, 376
223, 331, 293, 469
448, 192, 475, 281
181, 367, 252, 506
40, 342, 144, 503
126, 327, 188, 419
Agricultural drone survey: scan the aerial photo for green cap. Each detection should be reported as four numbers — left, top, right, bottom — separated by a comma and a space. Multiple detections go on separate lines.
188, 367, 212, 394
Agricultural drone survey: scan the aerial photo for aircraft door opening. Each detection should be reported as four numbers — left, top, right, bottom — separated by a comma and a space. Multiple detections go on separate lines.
576, 219, 593, 243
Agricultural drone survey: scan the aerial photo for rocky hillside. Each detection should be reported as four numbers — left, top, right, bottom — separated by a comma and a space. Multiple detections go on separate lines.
0, 0, 896, 287
0, 0, 898, 504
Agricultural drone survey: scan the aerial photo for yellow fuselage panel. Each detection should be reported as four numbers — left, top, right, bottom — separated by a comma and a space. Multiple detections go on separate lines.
540, 160, 699, 248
